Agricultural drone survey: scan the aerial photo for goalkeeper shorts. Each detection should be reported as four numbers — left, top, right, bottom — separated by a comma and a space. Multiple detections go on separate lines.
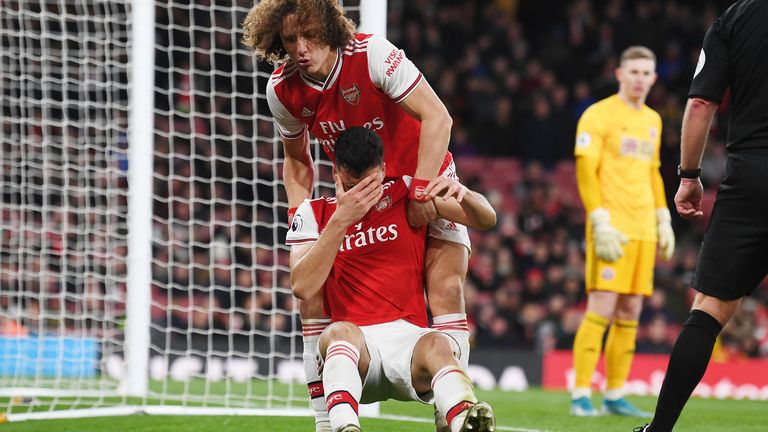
692, 150, 768, 300
585, 239, 656, 296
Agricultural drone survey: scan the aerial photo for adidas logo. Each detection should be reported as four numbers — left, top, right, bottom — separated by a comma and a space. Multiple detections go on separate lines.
301, 107, 315, 117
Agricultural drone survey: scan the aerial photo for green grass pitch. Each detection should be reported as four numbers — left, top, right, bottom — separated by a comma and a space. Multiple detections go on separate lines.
2, 388, 766, 432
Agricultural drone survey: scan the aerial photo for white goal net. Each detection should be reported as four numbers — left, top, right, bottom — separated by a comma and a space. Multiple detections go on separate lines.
0, 0, 382, 422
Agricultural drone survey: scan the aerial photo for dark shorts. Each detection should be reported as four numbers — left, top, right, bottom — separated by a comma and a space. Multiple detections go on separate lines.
692, 149, 768, 300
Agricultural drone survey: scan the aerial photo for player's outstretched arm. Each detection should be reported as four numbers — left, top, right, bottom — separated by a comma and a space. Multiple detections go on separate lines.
399, 80, 452, 182
289, 173, 383, 300
423, 176, 496, 230
399, 81, 451, 226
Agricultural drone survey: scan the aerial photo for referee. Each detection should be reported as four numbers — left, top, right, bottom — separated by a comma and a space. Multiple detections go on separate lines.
636, 1, 768, 431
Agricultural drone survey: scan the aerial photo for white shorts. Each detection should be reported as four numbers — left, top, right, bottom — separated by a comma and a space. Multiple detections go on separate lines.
321, 320, 453, 405
429, 160, 471, 251
361, 320, 457, 404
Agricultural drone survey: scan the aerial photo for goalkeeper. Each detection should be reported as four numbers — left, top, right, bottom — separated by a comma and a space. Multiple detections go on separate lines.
570, 46, 675, 418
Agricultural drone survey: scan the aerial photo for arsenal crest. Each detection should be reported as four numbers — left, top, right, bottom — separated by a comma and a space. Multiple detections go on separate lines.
375, 195, 392, 212
341, 84, 361, 105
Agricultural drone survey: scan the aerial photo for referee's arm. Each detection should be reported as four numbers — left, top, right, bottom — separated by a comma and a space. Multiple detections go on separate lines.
680, 97, 719, 170
674, 97, 718, 220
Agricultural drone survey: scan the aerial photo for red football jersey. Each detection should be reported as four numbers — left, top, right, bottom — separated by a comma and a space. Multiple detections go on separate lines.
286, 177, 428, 327
267, 33, 452, 177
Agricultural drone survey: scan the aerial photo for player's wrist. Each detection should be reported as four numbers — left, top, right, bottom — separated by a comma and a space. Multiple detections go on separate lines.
680, 177, 701, 186
589, 208, 611, 226
677, 165, 701, 179
656, 207, 671, 223
326, 214, 354, 232
408, 178, 431, 202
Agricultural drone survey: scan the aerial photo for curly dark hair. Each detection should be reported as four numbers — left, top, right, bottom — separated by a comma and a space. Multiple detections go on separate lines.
242, 0, 356, 64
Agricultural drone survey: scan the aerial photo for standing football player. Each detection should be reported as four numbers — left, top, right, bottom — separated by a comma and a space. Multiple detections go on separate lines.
570, 46, 675, 417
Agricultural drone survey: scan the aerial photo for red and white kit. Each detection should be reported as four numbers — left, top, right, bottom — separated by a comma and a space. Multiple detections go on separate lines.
269, 33, 469, 249
286, 176, 428, 327
286, 176, 455, 403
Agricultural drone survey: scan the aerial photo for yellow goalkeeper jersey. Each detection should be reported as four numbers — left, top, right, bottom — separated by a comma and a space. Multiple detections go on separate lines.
575, 94, 662, 242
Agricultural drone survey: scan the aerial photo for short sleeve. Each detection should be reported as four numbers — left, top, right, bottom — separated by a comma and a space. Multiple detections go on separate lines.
286, 200, 319, 245
689, 20, 729, 103
367, 35, 423, 103
267, 78, 306, 139
574, 106, 605, 159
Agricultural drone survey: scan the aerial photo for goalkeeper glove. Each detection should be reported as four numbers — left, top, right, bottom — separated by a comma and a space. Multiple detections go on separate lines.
590, 208, 628, 262
656, 208, 675, 260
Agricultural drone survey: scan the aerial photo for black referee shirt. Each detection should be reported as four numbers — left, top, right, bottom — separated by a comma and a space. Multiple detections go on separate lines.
689, 0, 768, 150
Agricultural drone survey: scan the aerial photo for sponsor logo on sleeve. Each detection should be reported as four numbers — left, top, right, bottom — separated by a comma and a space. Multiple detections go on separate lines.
384, 49, 405, 78
291, 214, 303, 232
576, 132, 591, 148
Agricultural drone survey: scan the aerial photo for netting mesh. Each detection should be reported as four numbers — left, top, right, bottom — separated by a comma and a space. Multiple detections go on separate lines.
1, 0, 362, 416
0, 0, 131, 411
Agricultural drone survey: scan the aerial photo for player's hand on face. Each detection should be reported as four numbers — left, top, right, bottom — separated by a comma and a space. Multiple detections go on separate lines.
333, 172, 383, 227
674, 178, 704, 220
423, 176, 468, 202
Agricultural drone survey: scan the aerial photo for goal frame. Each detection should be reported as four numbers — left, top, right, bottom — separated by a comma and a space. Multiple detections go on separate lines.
3, 0, 385, 423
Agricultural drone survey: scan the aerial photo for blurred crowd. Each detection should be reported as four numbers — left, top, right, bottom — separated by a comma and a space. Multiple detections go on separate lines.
455, 158, 768, 359
2, 0, 767, 361
388, 0, 768, 358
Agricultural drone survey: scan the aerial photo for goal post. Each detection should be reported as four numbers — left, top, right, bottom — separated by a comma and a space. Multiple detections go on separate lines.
124, 0, 155, 399
0, 0, 386, 423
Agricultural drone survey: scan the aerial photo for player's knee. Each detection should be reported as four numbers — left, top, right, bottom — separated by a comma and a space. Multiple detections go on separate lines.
321, 321, 363, 346
615, 295, 643, 320
418, 332, 458, 363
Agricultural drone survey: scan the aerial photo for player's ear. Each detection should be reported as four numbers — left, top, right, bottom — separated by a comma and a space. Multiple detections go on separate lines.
614, 65, 623, 83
